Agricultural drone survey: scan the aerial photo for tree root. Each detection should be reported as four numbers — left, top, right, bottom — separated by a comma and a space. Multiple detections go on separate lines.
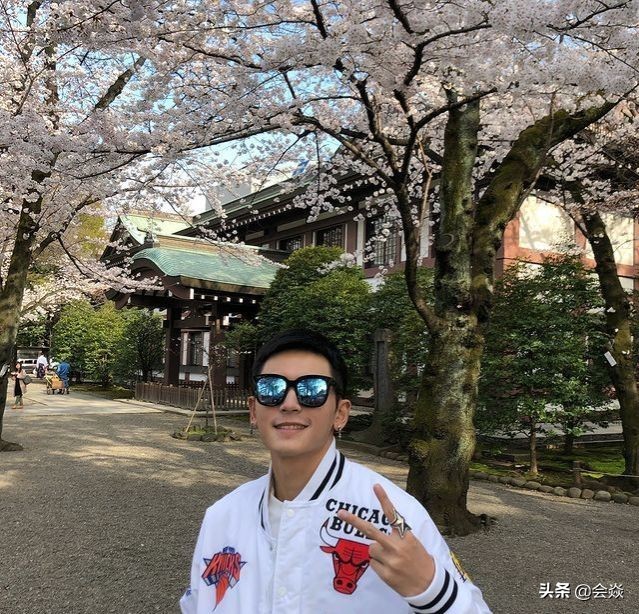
0, 438, 24, 452
436, 508, 485, 537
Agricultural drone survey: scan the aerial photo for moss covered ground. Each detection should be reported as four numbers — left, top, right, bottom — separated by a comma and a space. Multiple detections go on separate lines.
472, 443, 626, 486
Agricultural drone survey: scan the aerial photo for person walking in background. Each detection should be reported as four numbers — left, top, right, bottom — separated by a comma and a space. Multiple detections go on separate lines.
56, 358, 71, 394
11, 362, 28, 409
36, 351, 48, 379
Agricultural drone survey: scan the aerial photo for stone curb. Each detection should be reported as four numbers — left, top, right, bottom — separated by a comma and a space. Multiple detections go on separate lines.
376, 450, 639, 508
465, 470, 639, 507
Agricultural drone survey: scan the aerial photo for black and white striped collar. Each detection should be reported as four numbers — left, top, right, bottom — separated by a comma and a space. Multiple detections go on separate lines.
258, 441, 346, 531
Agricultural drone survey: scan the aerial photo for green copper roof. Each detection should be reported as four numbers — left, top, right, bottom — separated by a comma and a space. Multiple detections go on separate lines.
121, 214, 192, 244
133, 245, 279, 291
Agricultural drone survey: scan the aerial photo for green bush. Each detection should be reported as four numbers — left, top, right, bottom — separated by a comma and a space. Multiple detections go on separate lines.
53, 301, 163, 386
479, 253, 609, 467
228, 246, 373, 392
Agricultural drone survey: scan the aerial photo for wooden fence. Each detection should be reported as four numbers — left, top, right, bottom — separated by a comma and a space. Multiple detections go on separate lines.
135, 382, 249, 412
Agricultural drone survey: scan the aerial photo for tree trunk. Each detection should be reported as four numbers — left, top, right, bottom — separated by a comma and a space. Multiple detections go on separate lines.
407, 318, 484, 536
582, 211, 639, 486
529, 421, 538, 476
0, 179, 48, 447
405, 99, 483, 535
563, 431, 575, 456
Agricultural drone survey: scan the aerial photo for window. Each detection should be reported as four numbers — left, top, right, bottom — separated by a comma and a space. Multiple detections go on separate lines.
316, 225, 344, 248
187, 332, 204, 366
366, 216, 400, 267
279, 235, 303, 252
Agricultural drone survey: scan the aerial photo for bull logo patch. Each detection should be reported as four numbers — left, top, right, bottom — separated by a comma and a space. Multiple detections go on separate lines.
319, 520, 370, 594
202, 546, 246, 609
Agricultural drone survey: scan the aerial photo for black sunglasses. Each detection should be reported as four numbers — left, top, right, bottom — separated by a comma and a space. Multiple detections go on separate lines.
253, 374, 340, 408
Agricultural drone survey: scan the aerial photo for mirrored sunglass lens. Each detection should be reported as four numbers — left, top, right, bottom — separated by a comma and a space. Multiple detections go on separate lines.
256, 377, 287, 405
296, 377, 328, 406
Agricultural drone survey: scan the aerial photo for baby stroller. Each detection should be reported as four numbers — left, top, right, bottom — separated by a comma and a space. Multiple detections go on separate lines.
45, 373, 66, 395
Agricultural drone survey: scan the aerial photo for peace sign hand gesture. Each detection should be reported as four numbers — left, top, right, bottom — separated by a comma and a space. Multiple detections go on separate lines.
337, 483, 435, 598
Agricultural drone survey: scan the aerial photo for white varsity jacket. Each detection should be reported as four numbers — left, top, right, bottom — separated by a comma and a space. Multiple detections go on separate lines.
180, 441, 491, 613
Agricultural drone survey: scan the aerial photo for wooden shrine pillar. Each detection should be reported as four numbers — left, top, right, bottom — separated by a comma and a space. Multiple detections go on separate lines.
164, 307, 182, 385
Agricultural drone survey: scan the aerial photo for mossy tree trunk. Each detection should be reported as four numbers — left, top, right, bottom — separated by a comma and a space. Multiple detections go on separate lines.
581, 211, 639, 486
407, 319, 485, 533
404, 97, 484, 534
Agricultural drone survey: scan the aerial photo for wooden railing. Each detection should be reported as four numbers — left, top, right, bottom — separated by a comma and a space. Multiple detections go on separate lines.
135, 382, 249, 411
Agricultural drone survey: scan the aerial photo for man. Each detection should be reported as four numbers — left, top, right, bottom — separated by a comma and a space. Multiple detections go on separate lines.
36, 351, 48, 379
181, 330, 490, 613
55, 358, 71, 394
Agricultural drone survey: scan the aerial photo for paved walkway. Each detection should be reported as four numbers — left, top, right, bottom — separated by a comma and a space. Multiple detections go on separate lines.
1, 400, 636, 613
3, 381, 162, 416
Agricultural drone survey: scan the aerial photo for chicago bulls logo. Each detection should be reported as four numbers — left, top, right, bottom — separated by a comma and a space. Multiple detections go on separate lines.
319, 520, 370, 595
202, 546, 246, 609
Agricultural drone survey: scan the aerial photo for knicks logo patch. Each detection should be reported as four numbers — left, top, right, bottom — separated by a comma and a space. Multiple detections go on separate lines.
202, 546, 246, 609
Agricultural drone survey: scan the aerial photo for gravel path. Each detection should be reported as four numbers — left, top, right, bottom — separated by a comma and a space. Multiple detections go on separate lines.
1, 411, 636, 613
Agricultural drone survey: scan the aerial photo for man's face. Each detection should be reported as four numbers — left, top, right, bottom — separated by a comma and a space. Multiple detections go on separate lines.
249, 350, 350, 465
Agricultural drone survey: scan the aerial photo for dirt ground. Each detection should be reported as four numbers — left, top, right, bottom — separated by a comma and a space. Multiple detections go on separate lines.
1, 409, 637, 613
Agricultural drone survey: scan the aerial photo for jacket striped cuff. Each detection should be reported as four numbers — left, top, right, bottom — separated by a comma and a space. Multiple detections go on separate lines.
405, 562, 458, 613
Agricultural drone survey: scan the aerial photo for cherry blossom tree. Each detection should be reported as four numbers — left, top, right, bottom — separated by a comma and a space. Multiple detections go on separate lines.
0, 1, 212, 450
155, 0, 639, 533
18, 213, 110, 325
545, 116, 639, 488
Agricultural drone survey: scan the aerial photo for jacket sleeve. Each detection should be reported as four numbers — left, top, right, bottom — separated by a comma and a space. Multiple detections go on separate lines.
401, 512, 491, 614
180, 509, 211, 614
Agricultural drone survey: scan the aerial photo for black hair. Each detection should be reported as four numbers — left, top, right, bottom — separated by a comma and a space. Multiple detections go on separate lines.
252, 329, 348, 395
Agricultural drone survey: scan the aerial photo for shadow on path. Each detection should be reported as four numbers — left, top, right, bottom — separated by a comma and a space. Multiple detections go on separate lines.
1, 411, 636, 613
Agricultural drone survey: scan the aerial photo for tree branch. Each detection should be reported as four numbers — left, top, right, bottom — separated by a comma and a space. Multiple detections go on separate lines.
176, 41, 263, 70
471, 98, 621, 319
386, 0, 414, 34
292, 113, 395, 185
94, 56, 146, 110
354, 80, 400, 179
32, 196, 100, 259
550, 1, 632, 32
413, 87, 496, 133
